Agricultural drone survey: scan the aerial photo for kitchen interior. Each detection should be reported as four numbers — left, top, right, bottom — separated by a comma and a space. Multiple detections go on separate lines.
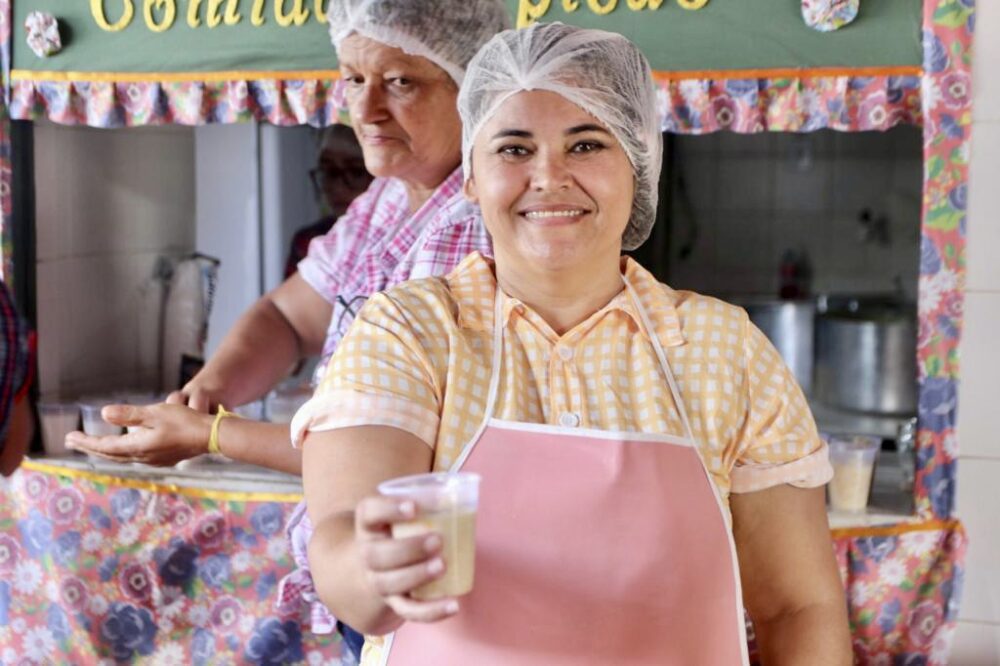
652, 125, 924, 523
20, 118, 924, 522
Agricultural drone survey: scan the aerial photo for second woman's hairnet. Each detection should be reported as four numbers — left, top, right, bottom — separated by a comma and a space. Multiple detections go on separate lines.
327, 0, 511, 86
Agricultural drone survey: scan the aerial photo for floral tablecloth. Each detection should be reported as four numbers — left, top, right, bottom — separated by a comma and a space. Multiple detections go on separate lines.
0, 460, 349, 665
0, 461, 966, 665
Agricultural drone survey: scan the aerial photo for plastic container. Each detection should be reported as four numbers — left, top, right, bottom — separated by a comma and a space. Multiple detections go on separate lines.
379, 472, 481, 600
266, 385, 313, 423
38, 402, 81, 457
233, 400, 264, 421
827, 436, 880, 513
78, 399, 124, 437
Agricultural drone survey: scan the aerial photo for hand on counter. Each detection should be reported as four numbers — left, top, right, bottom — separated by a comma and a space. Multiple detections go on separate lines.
65, 403, 213, 466
166, 379, 228, 413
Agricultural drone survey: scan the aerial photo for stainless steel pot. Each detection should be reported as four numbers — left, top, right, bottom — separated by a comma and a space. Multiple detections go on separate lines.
814, 297, 917, 415
741, 299, 816, 396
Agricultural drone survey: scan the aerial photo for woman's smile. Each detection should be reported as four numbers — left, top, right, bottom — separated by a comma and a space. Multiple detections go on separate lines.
519, 205, 592, 225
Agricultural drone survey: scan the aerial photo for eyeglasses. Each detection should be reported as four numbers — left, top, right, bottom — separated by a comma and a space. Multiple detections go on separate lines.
309, 165, 371, 192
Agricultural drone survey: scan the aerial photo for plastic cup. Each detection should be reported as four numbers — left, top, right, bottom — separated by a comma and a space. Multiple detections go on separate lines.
78, 400, 124, 437
378, 472, 481, 600
828, 436, 880, 513
233, 400, 264, 421
266, 385, 312, 423
38, 403, 81, 457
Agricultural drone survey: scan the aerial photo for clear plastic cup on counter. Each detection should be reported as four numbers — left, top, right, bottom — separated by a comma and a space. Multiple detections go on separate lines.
378, 472, 481, 600
233, 400, 264, 421
827, 435, 881, 513
265, 384, 313, 423
78, 399, 125, 437
38, 402, 81, 457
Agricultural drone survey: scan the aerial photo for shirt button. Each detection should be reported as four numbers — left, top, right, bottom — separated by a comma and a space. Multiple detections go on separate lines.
557, 346, 574, 361
559, 412, 580, 428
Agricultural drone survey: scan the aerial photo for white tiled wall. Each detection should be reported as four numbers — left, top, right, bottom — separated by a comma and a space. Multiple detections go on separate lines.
666, 127, 924, 300
34, 122, 196, 400
954, 0, 1000, 656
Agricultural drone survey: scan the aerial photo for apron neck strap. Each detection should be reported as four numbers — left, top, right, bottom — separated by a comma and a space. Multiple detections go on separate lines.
621, 273, 696, 443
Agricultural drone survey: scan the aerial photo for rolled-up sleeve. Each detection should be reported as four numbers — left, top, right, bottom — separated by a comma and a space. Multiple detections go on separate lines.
291, 291, 441, 449
296, 181, 385, 305
729, 319, 832, 494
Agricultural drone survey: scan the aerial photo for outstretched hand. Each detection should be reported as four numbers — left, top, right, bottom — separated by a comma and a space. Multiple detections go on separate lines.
354, 495, 460, 624
65, 403, 214, 466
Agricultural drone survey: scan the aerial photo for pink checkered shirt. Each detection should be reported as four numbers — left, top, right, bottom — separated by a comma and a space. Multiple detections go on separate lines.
278, 167, 490, 636
298, 167, 489, 385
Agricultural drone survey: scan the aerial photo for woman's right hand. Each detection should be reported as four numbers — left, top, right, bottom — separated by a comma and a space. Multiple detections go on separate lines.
355, 495, 460, 623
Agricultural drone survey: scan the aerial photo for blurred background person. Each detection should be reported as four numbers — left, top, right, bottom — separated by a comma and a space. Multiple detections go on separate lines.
285, 125, 373, 278
0, 279, 34, 476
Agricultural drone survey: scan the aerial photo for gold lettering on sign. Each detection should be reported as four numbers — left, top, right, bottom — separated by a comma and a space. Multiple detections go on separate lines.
275, 0, 310, 26
517, 0, 551, 28
92, 0, 708, 34
224, 0, 242, 25
186, 0, 202, 26
586, 0, 617, 15
205, 0, 242, 27
206, 0, 225, 26
91, 0, 134, 31
251, 0, 266, 25
143, 0, 176, 31
314, 0, 327, 23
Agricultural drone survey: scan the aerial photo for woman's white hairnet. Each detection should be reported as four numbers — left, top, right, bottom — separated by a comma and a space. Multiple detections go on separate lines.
327, 0, 511, 86
458, 22, 663, 251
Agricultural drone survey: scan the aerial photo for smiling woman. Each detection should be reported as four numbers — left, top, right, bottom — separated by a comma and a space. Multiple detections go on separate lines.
299, 22, 852, 666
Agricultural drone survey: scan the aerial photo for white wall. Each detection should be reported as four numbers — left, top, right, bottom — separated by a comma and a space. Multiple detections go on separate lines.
952, 0, 1000, 659
33, 122, 196, 400
193, 124, 261, 358
195, 123, 322, 358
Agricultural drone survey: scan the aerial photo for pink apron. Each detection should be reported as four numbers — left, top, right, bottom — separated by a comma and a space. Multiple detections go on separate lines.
380, 275, 749, 665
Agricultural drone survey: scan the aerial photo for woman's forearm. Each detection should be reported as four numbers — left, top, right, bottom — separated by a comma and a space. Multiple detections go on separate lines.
753, 599, 852, 665
308, 513, 405, 636
218, 419, 303, 476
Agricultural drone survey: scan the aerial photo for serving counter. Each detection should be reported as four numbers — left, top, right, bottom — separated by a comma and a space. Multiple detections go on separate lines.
0, 457, 350, 665
0, 454, 964, 664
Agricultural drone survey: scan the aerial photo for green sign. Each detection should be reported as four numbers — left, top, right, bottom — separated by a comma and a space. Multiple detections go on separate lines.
11, 0, 922, 76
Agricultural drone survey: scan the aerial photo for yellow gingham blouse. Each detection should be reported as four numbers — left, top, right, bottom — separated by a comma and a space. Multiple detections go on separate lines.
294, 251, 832, 502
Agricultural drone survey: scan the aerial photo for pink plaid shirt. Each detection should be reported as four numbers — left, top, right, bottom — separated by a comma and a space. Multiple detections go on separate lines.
279, 167, 490, 637
298, 168, 489, 384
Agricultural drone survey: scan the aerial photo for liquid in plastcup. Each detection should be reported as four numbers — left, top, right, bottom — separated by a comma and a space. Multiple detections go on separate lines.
378, 472, 480, 601
78, 400, 124, 437
38, 403, 80, 457
827, 436, 880, 513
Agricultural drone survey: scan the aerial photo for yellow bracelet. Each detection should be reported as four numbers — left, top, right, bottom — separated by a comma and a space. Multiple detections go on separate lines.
208, 405, 238, 455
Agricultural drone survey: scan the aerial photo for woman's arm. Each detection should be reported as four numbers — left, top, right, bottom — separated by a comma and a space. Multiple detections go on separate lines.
730, 484, 852, 665
66, 404, 303, 474
303, 425, 457, 635
169, 274, 333, 412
